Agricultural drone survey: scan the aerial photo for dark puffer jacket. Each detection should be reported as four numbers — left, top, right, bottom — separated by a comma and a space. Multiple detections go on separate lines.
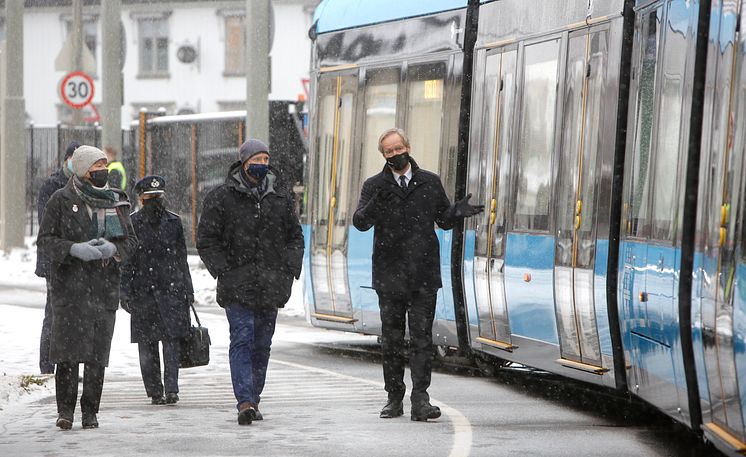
197, 162, 304, 309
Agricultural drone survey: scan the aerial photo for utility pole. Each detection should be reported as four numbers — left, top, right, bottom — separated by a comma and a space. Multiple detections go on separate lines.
101, 0, 122, 153
71, 0, 83, 125
0, 0, 26, 250
245, 0, 270, 143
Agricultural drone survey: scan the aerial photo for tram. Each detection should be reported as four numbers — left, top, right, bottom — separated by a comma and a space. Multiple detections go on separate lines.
304, 1, 746, 456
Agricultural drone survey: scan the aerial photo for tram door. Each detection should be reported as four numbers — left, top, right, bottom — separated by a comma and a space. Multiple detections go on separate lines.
471, 49, 517, 350
699, 1, 745, 442
310, 73, 358, 323
553, 30, 608, 369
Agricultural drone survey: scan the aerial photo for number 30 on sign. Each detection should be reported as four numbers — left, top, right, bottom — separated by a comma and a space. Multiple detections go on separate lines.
60, 71, 95, 109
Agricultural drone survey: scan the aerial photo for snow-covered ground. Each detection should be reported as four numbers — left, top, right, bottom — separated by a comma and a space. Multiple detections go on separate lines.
0, 236, 309, 413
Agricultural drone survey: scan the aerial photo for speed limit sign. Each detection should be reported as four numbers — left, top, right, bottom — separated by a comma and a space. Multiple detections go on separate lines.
60, 71, 95, 109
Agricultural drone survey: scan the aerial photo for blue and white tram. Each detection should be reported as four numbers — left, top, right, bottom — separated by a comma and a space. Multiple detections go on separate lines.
304, 0, 473, 349
304, 1, 746, 455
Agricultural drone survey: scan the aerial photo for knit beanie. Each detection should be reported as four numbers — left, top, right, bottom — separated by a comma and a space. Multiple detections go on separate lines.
239, 139, 270, 163
71, 145, 107, 178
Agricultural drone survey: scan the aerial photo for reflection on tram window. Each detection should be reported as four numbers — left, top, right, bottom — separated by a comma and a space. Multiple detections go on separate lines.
514, 38, 560, 232
626, 8, 661, 239
406, 62, 446, 174
651, 9, 687, 242
362, 68, 400, 182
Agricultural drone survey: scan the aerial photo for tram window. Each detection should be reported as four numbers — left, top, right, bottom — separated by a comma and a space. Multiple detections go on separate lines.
513, 39, 560, 232
625, 8, 661, 238
405, 62, 446, 175
650, 9, 687, 242
313, 77, 339, 230
362, 68, 400, 181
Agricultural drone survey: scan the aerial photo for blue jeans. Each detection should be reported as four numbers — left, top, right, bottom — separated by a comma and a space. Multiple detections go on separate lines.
225, 305, 278, 410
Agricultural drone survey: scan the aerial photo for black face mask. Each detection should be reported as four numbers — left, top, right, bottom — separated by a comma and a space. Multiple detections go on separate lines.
89, 169, 109, 188
142, 197, 166, 223
386, 152, 410, 171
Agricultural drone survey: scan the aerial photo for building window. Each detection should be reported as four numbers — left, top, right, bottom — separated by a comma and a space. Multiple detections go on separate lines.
224, 14, 245, 76
138, 17, 169, 77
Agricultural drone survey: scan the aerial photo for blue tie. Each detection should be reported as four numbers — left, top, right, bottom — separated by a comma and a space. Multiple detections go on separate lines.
399, 175, 407, 190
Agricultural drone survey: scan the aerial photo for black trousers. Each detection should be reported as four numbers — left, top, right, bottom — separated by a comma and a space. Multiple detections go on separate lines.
39, 281, 54, 374
377, 289, 437, 405
138, 339, 180, 398
55, 362, 105, 418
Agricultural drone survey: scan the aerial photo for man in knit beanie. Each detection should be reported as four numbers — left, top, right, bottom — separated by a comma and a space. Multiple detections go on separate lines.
197, 138, 303, 425
71, 145, 108, 181
35, 140, 81, 374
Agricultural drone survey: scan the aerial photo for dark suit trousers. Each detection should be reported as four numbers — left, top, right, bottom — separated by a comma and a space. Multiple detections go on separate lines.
56, 362, 106, 417
138, 339, 180, 397
377, 289, 438, 405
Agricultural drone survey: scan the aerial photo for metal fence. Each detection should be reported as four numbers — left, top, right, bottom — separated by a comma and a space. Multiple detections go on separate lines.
27, 102, 307, 247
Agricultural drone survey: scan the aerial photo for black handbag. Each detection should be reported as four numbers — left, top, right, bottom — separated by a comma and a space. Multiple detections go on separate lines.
180, 303, 211, 368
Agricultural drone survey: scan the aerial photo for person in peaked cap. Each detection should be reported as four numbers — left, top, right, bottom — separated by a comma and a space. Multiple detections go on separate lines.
120, 175, 193, 406
35, 140, 80, 375
197, 139, 304, 425
37, 145, 138, 430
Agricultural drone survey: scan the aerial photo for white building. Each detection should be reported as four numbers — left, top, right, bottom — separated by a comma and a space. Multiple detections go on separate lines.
19, 0, 318, 126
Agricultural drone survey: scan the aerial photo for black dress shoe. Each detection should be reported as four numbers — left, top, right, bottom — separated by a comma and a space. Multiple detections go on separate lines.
411, 403, 441, 422
379, 400, 404, 418
254, 409, 263, 421
165, 393, 179, 404
82, 413, 98, 429
237, 403, 256, 425
151, 396, 166, 405
56, 415, 73, 430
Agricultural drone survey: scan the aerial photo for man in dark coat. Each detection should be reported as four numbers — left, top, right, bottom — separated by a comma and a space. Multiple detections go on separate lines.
120, 175, 193, 405
352, 128, 482, 421
197, 138, 303, 425
37, 145, 137, 430
36, 140, 80, 374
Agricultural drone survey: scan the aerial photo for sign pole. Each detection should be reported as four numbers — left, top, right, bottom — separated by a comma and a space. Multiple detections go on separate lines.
0, 0, 26, 251
71, 0, 83, 125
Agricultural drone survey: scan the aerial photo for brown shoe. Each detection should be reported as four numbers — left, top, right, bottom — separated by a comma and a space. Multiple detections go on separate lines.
237, 402, 256, 425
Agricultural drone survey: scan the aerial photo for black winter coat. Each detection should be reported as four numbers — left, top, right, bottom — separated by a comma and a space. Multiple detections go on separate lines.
352, 159, 457, 293
197, 163, 304, 309
35, 169, 69, 278
120, 207, 193, 343
36, 180, 137, 365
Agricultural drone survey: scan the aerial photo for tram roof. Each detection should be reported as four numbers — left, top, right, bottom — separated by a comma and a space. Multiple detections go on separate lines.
312, 0, 469, 34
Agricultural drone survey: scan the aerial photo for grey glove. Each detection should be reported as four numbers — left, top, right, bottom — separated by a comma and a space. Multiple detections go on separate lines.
69, 242, 103, 261
93, 238, 118, 259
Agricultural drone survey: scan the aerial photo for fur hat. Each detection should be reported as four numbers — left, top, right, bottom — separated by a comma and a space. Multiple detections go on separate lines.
239, 139, 270, 163
71, 145, 107, 178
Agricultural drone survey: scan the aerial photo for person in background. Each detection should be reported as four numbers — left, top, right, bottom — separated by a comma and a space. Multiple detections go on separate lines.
105, 146, 127, 191
35, 140, 80, 375
120, 175, 193, 406
353, 128, 483, 422
37, 145, 137, 430
197, 139, 304, 425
